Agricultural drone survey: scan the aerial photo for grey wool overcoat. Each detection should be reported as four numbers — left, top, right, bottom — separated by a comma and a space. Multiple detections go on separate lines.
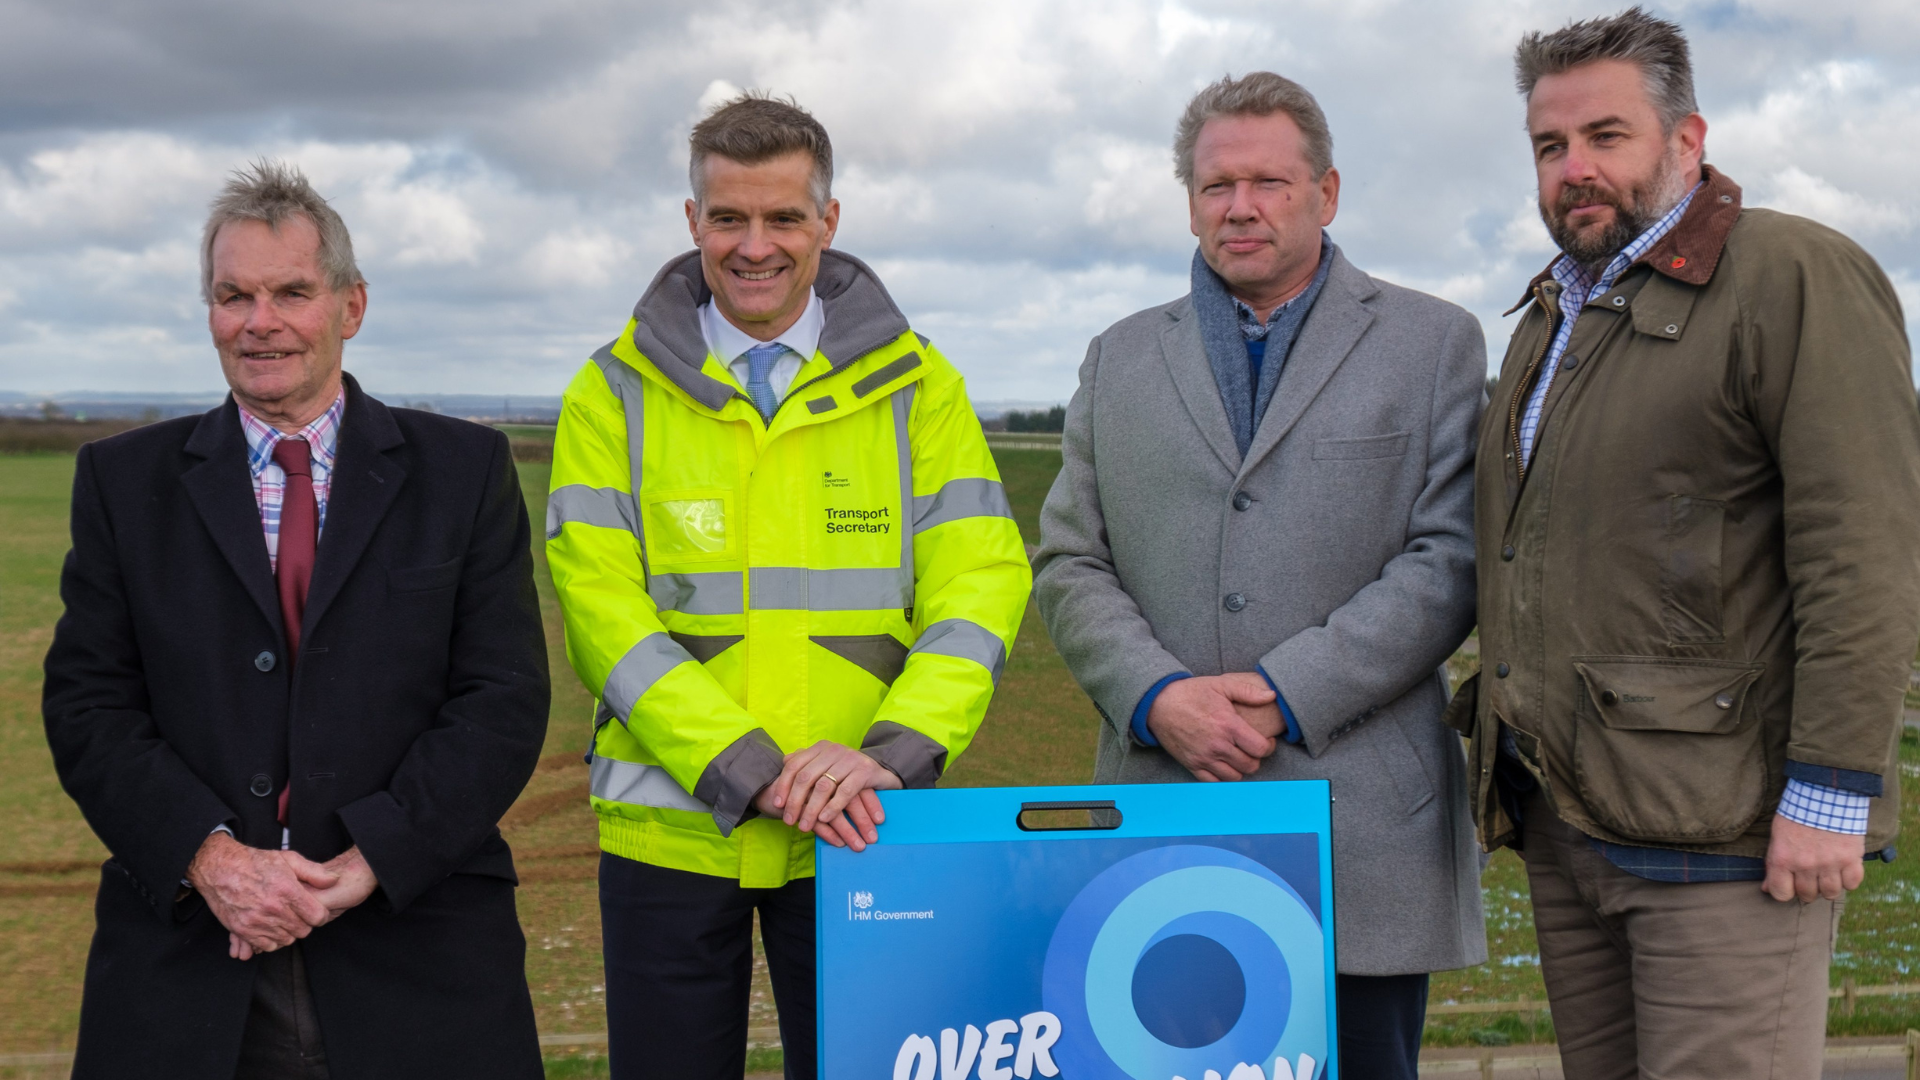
1033, 247, 1488, 975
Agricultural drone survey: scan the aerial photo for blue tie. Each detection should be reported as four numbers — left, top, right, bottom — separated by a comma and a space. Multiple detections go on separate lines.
745, 342, 784, 421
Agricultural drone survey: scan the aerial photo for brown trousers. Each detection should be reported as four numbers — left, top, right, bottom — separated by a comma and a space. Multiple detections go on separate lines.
1520, 793, 1838, 1080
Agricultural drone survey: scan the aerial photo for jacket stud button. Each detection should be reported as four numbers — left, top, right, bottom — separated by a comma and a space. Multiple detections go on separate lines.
1501, 545, 1515, 561
249, 774, 273, 798
1562, 355, 1579, 370
1232, 492, 1253, 511
1612, 296, 1626, 307
254, 651, 276, 672
1665, 324, 1679, 335
1223, 593, 1246, 612
1714, 693, 1735, 710
1495, 662, 1510, 678
1601, 689, 1619, 705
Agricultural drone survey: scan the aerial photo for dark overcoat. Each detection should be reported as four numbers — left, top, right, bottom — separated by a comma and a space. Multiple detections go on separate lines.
42, 373, 550, 1079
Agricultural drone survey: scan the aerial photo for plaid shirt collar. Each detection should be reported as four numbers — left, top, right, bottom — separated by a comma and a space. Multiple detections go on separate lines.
1548, 182, 1702, 303
239, 389, 345, 477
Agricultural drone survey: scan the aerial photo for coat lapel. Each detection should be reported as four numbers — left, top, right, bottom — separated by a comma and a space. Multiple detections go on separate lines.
1237, 250, 1378, 479
301, 375, 406, 641
1160, 299, 1242, 475
180, 400, 285, 636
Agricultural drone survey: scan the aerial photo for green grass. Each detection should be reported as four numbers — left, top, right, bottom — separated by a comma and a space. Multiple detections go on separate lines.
2, 443, 1917, 1072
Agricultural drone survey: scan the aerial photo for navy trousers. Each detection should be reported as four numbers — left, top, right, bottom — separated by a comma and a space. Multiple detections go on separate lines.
599, 853, 816, 1080
1338, 972, 1429, 1079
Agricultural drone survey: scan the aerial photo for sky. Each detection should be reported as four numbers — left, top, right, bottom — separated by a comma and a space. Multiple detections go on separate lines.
1, 0, 1916, 403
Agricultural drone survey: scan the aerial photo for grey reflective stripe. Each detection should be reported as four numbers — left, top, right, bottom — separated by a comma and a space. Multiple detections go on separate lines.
546, 484, 639, 540
647, 572, 745, 615
892, 385, 916, 612
593, 342, 650, 567
909, 618, 1008, 682
911, 477, 1013, 534
749, 567, 914, 610
601, 632, 694, 718
589, 755, 714, 813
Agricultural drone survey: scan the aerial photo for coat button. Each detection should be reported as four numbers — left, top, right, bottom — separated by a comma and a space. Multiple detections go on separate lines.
1232, 492, 1253, 511
1501, 545, 1515, 561
1601, 689, 1619, 706
1562, 354, 1579, 370
1495, 662, 1510, 678
1223, 593, 1246, 612
254, 650, 276, 672
249, 774, 273, 798
1714, 693, 1735, 710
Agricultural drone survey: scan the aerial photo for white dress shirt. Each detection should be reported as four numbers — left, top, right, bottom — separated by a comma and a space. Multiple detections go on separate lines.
699, 290, 825, 408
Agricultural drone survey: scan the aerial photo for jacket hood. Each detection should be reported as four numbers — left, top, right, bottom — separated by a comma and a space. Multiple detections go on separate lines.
1506, 165, 1744, 315
626, 249, 913, 411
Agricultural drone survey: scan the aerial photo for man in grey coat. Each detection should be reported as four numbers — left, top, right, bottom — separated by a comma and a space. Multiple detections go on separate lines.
1035, 72, 1486, 1079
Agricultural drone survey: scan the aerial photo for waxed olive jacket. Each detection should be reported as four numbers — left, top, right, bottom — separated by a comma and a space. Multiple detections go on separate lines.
1456, 167, 1920, 858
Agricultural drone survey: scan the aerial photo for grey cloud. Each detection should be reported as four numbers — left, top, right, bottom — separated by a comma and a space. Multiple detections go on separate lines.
0, 0, 1916, 402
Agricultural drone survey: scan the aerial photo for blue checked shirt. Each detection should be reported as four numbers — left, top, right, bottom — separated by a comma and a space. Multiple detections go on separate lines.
1509, 186, 1870, 880
239, 391, 344, 571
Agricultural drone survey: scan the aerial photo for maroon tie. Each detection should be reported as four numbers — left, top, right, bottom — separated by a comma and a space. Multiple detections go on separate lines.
271, 438, 317, 828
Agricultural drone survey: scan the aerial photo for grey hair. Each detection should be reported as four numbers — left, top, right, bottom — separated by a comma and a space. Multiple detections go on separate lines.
1173, 72, 1334, 188
200, 160, 362, 303
689, 92, 834, 213
1515, 6, 1698, 132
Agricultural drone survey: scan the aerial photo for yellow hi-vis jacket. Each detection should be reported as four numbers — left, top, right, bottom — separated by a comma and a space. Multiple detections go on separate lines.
547, 250, 1031, 887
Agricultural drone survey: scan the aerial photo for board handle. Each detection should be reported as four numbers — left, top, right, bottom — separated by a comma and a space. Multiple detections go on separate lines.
1016, 800, 1124, 832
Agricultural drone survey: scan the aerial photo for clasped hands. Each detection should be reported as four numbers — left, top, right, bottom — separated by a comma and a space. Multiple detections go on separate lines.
1146, 672, 1288, 782
185, 832, 380, 960
753, 740, 902, 853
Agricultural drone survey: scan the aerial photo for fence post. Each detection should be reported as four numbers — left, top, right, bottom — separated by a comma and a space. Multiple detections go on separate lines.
1479, 1048, 1495, 1080
1844, 977, 1858, 1017
1905, 1028, 1918, 1080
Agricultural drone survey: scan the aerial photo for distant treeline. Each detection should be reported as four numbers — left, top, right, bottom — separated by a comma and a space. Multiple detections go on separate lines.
0, 418, 144, 454
979, 406, 1065, 434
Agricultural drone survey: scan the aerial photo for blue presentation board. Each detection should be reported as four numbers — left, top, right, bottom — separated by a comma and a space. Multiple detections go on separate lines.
816, 781, 1337, 1080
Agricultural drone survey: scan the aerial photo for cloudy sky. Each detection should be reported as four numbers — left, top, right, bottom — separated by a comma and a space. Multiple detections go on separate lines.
2, 0, 1916, 403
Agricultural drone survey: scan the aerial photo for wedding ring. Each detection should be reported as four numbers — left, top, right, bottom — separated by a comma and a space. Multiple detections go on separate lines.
823, 773, 841, 785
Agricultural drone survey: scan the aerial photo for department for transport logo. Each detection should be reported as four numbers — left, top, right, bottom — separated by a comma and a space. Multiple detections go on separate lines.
822, 469, 851, 489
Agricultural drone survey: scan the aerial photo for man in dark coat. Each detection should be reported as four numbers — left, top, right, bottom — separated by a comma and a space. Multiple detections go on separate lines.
41, 160, 550, 1079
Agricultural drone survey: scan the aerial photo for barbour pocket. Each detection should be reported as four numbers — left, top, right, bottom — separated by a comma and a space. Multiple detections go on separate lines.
1570, 656, 1765, 843
1662, 495, 1726, 643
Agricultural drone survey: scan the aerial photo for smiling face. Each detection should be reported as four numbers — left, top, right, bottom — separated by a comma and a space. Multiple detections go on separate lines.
207, 216, 364, 429
1527, 59, 1705, 272
686, 151, 839, 342
1188, 111, 1339, 316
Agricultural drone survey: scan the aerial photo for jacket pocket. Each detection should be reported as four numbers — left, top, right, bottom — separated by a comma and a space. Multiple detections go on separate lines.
1661, 495, 1725, 643
1312, 431, 1410, 460
1570, 656, 1765, 843
388, 557, 462, 594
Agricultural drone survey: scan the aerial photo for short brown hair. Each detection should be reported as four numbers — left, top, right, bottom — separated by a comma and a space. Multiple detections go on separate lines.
1515, 7, 1698, 132
200, 159, 362, 304
688, 92, 833, 211
1173, 72, 1333, 188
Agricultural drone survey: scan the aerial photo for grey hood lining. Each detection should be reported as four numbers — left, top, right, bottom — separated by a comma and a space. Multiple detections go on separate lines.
625, 249, 914, 412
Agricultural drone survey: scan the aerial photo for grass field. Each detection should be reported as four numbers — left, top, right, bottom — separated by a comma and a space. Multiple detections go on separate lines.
0, 441, 1916, 1076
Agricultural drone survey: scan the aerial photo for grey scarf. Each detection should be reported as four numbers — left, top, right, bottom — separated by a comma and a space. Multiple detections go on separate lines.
1188, 237, 1333, 457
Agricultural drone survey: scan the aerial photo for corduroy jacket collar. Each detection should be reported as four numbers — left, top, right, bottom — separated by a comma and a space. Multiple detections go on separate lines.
1506, 165, 1744, 315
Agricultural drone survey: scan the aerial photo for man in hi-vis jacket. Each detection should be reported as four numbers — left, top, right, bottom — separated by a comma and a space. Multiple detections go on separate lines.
545, 93, 1030, 1080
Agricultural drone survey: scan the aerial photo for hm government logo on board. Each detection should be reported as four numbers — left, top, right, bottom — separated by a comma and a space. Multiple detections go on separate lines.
847, 890, 934, 923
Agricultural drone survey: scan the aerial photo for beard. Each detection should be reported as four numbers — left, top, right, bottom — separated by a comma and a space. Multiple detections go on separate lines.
1540, 147, 1690, 275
